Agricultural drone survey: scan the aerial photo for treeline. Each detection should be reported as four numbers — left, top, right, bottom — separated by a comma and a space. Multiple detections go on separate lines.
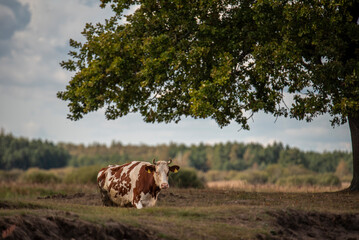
0, 131, 70, 170
60, 141, 353, 175
0, 130, 353, 176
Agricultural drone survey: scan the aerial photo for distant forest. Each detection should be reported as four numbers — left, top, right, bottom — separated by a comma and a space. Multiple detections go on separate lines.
0, 131, 70, 170
0, 130, 353, 175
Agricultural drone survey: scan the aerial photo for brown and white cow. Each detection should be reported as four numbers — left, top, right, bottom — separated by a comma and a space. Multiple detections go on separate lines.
97, 159, 180, 209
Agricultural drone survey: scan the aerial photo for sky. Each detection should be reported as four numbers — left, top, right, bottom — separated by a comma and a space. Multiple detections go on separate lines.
0, 0, 352, 152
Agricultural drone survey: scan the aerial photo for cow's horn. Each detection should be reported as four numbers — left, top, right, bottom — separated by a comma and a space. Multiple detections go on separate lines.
168, 158, 172, 165
153, 158, 156, 164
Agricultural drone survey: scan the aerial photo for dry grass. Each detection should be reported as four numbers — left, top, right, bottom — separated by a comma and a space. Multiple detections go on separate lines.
207, 180, 351, 193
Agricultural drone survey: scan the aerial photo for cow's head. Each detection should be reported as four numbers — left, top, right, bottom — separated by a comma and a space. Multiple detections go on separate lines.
145, 158, 180, 189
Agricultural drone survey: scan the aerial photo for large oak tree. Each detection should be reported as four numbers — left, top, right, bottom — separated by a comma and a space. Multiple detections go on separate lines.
58, 0, 359, 190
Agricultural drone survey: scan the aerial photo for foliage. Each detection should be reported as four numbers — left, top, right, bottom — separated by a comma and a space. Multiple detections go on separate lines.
0, 169, 23, 182
169, 168, 205, 188
63, 165, 101, 184
236, 170, 269, 185
277, 174, 341, 187
0, 130, 352, 181
203, 164, 342, 187
21, 168, 61, 184
189, 143, 209, 172
58, 0, 359, 128
335, 160, 351, 178
201, 170, 242, 182
61, 142, 187, 167
0, 130, 70, 170
60, 141, 352, 175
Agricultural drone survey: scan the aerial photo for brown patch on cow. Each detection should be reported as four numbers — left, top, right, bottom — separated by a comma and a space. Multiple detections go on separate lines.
127, 161, 142, 173
132, 164, 161, 205
109, 164, 128, 193
112, 162, 132, 177
97, 167, 109, 188
109, 162, 141, 198
110, 166, 123, 175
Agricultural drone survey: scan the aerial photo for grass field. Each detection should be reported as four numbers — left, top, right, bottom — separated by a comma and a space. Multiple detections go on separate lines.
1, 181, 359, 239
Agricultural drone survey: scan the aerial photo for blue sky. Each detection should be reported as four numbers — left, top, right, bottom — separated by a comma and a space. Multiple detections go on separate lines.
0, 0, 352, 152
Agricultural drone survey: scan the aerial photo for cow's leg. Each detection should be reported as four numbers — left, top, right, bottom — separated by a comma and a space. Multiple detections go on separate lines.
99, 187, 115, 206
134, 201, 143, 209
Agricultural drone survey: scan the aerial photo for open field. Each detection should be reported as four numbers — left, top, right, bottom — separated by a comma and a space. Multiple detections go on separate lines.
1, 182, 359, 240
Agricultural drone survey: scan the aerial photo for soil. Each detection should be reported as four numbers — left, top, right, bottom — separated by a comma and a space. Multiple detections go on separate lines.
265, 209, 359, 240
0, 214, 159, 240
1, 193, 161, 240
37, 192, 101, 206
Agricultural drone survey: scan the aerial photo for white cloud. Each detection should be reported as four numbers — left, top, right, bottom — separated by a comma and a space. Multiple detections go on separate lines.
284, 127, 328, 138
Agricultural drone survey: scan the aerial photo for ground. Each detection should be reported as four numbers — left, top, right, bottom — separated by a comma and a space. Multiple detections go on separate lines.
1, 183, 359, 239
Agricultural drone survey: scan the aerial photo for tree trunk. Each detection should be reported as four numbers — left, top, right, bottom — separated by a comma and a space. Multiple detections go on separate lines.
349, 115, 359, 191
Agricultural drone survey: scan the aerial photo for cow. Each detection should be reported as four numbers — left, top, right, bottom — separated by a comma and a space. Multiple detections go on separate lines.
97, 159, 180, 209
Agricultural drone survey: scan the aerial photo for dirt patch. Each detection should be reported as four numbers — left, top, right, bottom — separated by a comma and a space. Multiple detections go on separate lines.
264, 209, 359, 240
0, 201, 43, 210
37, 192, 86, 200
0, 214, 160, 240
37, 192, 102, 206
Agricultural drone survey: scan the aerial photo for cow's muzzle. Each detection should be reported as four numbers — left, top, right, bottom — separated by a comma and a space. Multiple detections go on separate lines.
161, 183, 169, 189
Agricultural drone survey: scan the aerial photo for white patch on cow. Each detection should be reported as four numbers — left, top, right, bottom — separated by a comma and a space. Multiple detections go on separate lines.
136, 192, 158, 209
135, 201, 143, 209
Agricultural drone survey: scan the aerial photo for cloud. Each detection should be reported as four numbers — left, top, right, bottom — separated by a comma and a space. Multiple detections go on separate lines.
0, 0, 31, 56
78, 0, 102, 7
0, 0, 117, 87
0, 0, 31, 40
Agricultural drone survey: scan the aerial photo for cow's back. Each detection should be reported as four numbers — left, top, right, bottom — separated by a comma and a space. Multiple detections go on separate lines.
97, 161, 151, 207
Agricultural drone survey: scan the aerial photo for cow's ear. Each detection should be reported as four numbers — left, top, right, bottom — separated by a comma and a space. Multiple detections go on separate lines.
145, 165, 155, 173
169, 165, 180, 173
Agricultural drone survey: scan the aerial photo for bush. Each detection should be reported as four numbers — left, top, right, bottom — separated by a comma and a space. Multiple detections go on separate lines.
264, 164, 284, 184
317, 173, 341, 187
265, 164, 313, 184
169, 168, 205, 188
21, 168, 61, 184
202, 170, 227, 181
237, 170, 269, 185
276, 175, 316, 187
0, 169, 24, 182
276, 173, 341, 187
340, 174, 353, 183
63, 165, 101, 184
201, 170, 244, 182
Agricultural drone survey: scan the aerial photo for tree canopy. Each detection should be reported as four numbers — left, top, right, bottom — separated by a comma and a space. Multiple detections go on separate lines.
58, 0, 359, 128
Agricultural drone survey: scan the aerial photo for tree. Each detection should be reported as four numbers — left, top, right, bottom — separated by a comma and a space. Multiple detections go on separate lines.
0, 132, 70, 170
189, 143, 209, 171
58, 0, 359, 191
279, 147, 307, 168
